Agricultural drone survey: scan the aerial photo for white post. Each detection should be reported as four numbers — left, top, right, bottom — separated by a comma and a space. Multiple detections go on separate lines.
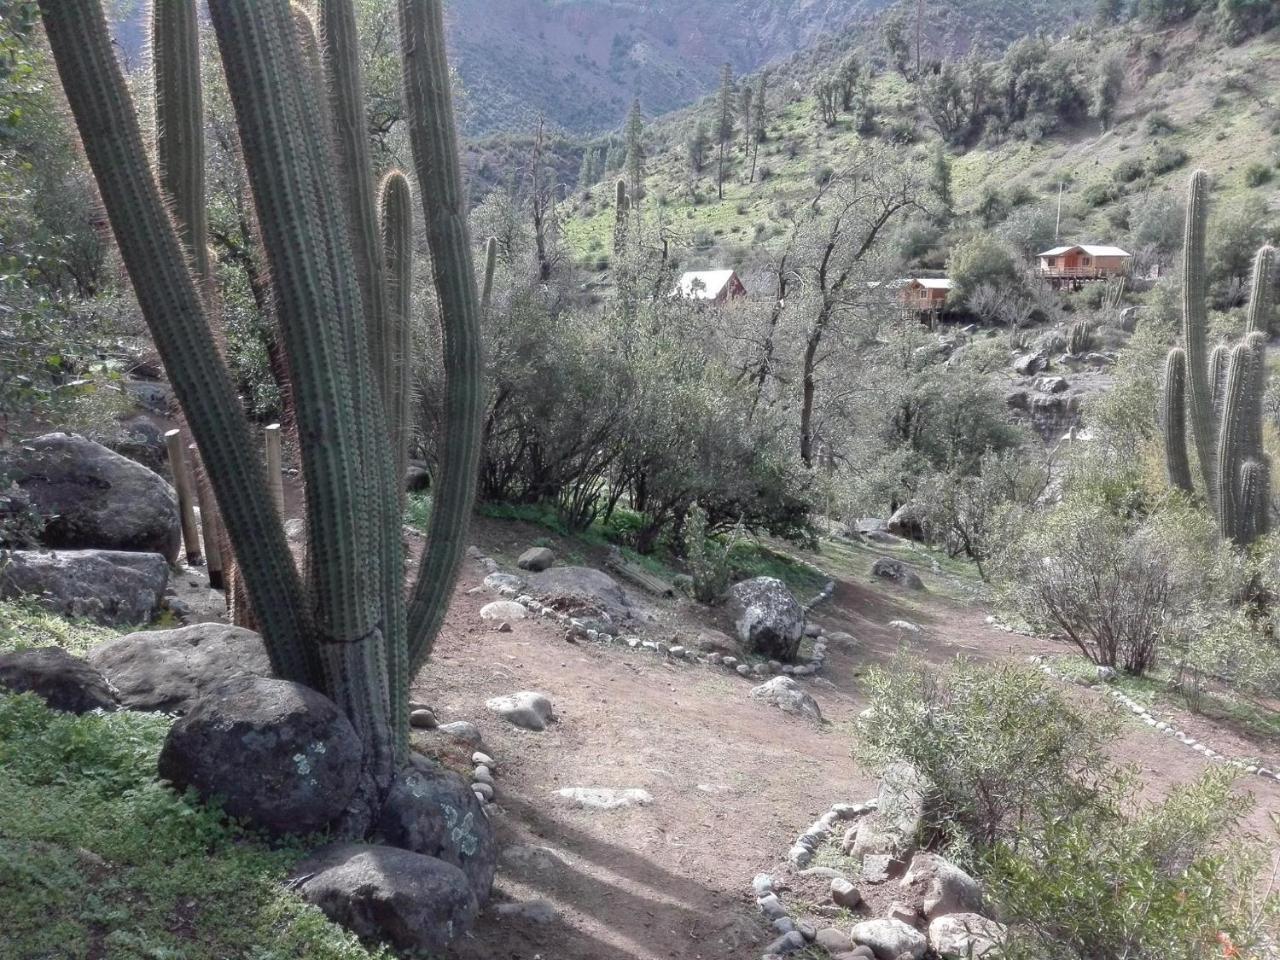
164, 429, 202, 565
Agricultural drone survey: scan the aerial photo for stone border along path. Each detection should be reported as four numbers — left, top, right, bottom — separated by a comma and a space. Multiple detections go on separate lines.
1029, 655, 1280, 784
478, 558, 838, 682
753, 800, 880, 956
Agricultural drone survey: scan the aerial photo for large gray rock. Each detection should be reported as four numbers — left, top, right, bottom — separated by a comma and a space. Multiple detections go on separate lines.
928, 913, 1005, 959
375, 755, 497, 902
157, 676, 361, 836
517, 547, 556, 571
526, 565, 630, 619
901, 852, 983, 920
871, 557, 925, 591
0, 549, 168, 625
751, 676, 823, 722
725, 577, 805, 661
887, 504, 925, 541
88, 623, 271, 714
851, 762, 928, 861
852, 916, 927, 960
486, 691, 554, 731
0, 433, 181, 562
290, 843, 478, 955
0, 647, 118, 713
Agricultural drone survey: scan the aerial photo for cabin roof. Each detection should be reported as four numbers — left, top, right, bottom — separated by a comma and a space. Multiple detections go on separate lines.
1037, 244, 1132, 259
674, 269, 739, 299
888, 277, 954, 290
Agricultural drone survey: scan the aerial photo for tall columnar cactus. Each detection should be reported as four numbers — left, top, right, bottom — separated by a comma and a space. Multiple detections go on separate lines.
480, 236, 498, 316
1162, 170, 1275, 545
1068, 320, 1093, 357
37, 0, 483, 811
379, 170, 415, 504
1182, 170, 1218, 501
152, 0, 209, 286
1163, 348, 1193, 493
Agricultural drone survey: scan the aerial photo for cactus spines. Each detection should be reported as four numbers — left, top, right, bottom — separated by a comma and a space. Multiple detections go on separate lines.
1164, 348, 1193, 493
1209, 343, 1229, 410
1240, 459, 1271, 544
379, 169, 415, 504
1068, 320, 1093, 357
1217, 342, 1252, 542
613, 178, 629, 256
399, 0, 486, 673
1246, 245, 1276, 335
152, 0, 209, 285
1183, 170, 1217, 500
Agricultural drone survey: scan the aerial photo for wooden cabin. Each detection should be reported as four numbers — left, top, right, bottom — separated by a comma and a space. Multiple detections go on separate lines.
897, 278, 953, 316
1037, 244, 1131, 288
672, 269, 748, 304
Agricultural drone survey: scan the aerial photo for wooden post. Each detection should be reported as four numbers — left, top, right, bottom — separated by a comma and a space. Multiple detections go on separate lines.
189, 442, 224, 590
164, 429, 202, 565
264, 423, 284, 518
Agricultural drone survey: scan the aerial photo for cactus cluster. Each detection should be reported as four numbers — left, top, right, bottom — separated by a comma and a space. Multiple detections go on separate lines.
37, 0, 483, 794
1068, 320, 1094, 356
1162, 170, 1275, 545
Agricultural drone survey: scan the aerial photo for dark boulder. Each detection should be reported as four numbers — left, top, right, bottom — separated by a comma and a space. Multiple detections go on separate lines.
157, 676, 361, 836
289, 843, 478, 955
0, 549, 168, 625
0, 647, 118, 713
0, 433, 181, 562
871, 557, 925, 591
726, 576, 805, 661
89, 622, 271, 714
375, 754, 497, 902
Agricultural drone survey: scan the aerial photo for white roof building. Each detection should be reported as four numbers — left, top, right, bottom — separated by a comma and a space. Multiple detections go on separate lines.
1037, 244, 1132, 259
672, 269, 744, 301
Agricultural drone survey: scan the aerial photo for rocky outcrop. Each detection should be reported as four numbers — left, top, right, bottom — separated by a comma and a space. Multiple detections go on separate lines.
289, 843, 478, 955
725, 577, 805, 661
0, 647, 118, 713
525, 565, 630, 620
901, 852, 984, 920
0, 549, 168, 625
375, 755, 497, 903
157, 676, 361, 836
517, 546, 556, 571
0, 433, 181, 562
850, 762, 928, 861
88, 623, 272, 714
750, 676, 823, 722
871, 557, 925, 591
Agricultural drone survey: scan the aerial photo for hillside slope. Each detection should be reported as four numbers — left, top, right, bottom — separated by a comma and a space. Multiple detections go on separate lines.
562, 20, 1280, 277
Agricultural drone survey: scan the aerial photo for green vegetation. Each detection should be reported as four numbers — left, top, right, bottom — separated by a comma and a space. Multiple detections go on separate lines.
857, 658, 1279, 960
0, 692, 385, 960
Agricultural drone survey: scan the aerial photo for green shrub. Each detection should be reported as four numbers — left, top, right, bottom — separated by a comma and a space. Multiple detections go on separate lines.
1113, 157, 1147, 184
855, 659, 1116, 849
682, 502, 739, 603
1244, 162, 1273, 187
1149, 143, 1190, 175
989, 771, 1275, 960
1083, 181, 1121, 207
1145, 111, 1178, 135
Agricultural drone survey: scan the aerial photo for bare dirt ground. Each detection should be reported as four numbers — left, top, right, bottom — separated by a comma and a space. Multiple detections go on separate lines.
406, 522, 1280, 960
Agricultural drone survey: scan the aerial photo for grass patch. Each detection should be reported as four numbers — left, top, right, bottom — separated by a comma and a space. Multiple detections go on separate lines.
728, 541, 827, 601
0, 690, 387, 960
0, 599, 122, 655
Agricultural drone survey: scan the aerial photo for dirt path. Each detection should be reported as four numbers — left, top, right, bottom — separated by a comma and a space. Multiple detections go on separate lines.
410, 528, 1280, 959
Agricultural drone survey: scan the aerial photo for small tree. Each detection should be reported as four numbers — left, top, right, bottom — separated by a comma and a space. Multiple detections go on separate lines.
715, 62, 735, 199
624, 97, 644, 207
687, 120, 709, 174
683, 502, 741, 603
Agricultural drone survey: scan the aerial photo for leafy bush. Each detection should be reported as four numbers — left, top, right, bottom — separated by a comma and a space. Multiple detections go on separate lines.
855, 659, 1116, 848
1244, 162, 1273, 187
995, 499, 1219, 675
682, 502, 739, 603
1113, 157, 1147, 184
1145, 111, 1178, 135
1148, 143, 1190, 175
990, 770, 1276, 960
1082, 181, 1121, 208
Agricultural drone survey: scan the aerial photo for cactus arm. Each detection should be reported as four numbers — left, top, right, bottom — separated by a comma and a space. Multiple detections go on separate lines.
317, 0, 392, 402
205, 0, 400, 781
379, 170, 415, 504
1246, 245, 1276, 336
1183, 170, 1218, 500
152, 0, 209, 285
1217, 342, 1252, 542
1163, 348, 1194, 493
1239, 459, 1270, 545
36, 0, 314, 683
1210, 343, 1229, 411
290, 2, 324, 88
399, 0, 485, 673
